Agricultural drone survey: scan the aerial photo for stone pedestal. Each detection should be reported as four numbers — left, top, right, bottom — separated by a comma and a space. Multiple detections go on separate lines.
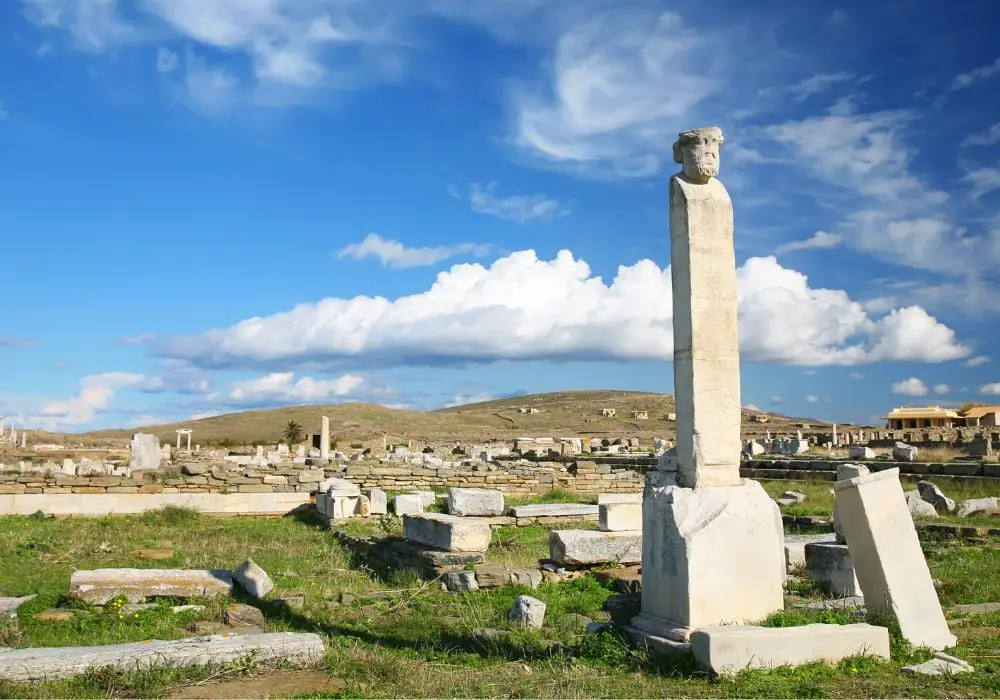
630, 475, 784, 642
835, 467, 956, 651
805, 542, 862, 597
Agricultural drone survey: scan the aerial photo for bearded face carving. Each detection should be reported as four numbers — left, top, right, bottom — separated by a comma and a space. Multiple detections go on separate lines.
672, 127, 723, 184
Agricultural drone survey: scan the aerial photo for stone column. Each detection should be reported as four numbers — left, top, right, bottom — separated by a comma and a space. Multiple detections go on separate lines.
832, 423, 838, 445
20, 432, 26, 449
176, 432, 182, 450
629, 127, 784, 648
0, 416, 4, 438
320, 416, 330, 460
186, 432, 192, 451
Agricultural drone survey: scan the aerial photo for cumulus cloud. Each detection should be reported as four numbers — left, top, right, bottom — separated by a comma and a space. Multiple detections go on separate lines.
775, 231, 842, 254
455, 182, 572, 223
805, 394, 820, 404
227, 372, 367, 405
891, 377, 928, 396
933, 384, 951, 395
159, 249, 969, 371
336, 233, 491, 269
981, 382, 1000, 395
965, 355, 991, 367
770, 395, 784, 404
849, 372, 865, 379
27, 372, 145, 429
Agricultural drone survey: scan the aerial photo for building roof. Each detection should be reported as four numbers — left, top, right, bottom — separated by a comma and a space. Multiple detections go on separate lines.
885, 406, 961, 420
961, 405, 1000, 419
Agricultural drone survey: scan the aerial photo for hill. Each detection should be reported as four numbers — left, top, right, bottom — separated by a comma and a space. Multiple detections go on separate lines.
66, 390, 841, 449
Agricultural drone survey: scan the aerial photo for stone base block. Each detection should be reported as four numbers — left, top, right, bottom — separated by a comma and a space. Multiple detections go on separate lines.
598, 493, 642, 505
636, 478, 784, 635
403, 513, 492, 552
393, 494, 424, 516
69, 569, 234, 605
447, 488, 505, 517
621, 626, 691, 657
365, 488, 388, 515
317, 494, 359, 520
690, 623, 890, 676
805, 542, 862, 597
600, 503, 642, 532
785, 533, 836, 571
549, 529, 642, 566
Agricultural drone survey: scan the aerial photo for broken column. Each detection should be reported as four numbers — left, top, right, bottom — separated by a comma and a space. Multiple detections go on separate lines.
319, 416, 330, 460
835, 467, 956, 651
629, 127, 784, 647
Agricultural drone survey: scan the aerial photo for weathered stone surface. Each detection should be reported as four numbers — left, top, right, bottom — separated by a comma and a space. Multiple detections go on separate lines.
805, 542, 862, 597
446, 488, 504, 517
296, 469, 325, 483
905, 490, 939, 519
318, 478, 360, 496
918, 481, 956, 513
834, 464, 871, 542
903, 651, 974, 676
224, 603, 265, 627
597, 493, 642, 505
0, 595, 35, 620
444, 571, 479, 592
234, 558, 273, 599
69, 568, 234, 604
130, 434, 160, 471
957, 497, 999, 518
835, 468, 956, 651
33, 609, 74, 622
690, 623, 890, 676
633, 476, 784, 641
403, 513, 492, 552
509, 595, 546, 629
0, 492, 311, 517
781, 490, 807, 504
848, 446, 876, 460
784, 533, 836, 571
549, 529, 641, 566
599, 503, 642, 532
366, 488, 388, 515
393, 494, 424, 516
509, 503, 598, 518
0, 632, 325, 682
893, 442, 919, 462
410, 490, 437, 507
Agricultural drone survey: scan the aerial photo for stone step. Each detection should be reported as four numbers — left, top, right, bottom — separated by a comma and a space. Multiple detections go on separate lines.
509, 503, 598, 518
403, 513, 492, 552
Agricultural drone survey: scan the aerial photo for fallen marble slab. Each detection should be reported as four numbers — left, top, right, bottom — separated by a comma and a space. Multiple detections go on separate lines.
509, 503, 599, 518
549, 529, 641, 566
0, 632, 325, 682
903, 651, 974, 676
691, 623, 890, 676
403, 513, 492, 552
69, 569, 234, 604
0, 596, 35, 620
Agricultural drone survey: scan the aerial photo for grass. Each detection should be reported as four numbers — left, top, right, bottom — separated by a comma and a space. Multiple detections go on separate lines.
1, 509, 1000, 698
761, 479, 1000, 527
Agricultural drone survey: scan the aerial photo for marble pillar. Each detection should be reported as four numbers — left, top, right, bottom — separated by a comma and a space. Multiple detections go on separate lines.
320, 416, 330, 460
629, 127, 784, 648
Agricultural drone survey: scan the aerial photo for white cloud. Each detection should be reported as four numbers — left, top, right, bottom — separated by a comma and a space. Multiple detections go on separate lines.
770, 395, 784, 404
964, 167, 1000, 200
965, 355, 991, 367
27, 372, 144, 430
775, 230, 842, 254
510, 11, 721, 177
161, 249, 969, 370
36, 42, 53, 57
962, 123, 1000, 148
444, 393, 495, 408
156, 46, 178, 73
933, 384, 951, 395
849, 372, 865, 379
949, 58, 1000, 92
181, 49, 241, 116
227, 372, 366, 405
891, 377, 928, 396
117, 332, 156, 346
23, 0, 136, 50
981, 383, 1000, 395
788, 72, 854, 101
336, 233, 491, 269
457, 182, 572, 223
805, 394, 820, 404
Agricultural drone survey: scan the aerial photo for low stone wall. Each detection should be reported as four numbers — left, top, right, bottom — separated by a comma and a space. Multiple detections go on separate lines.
743, 458, 1000, 486
0, 492, 312, 517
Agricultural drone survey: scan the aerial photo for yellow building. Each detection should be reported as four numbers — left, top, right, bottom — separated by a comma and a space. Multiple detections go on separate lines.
885, 406, 961, 430
962, 406, 1000, 427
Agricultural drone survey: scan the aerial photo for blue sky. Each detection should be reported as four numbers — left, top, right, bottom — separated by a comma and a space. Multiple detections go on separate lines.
2, 0, 999, 433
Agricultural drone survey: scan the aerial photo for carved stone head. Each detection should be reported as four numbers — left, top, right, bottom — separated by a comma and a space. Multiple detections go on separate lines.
672, 126, 724, 184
